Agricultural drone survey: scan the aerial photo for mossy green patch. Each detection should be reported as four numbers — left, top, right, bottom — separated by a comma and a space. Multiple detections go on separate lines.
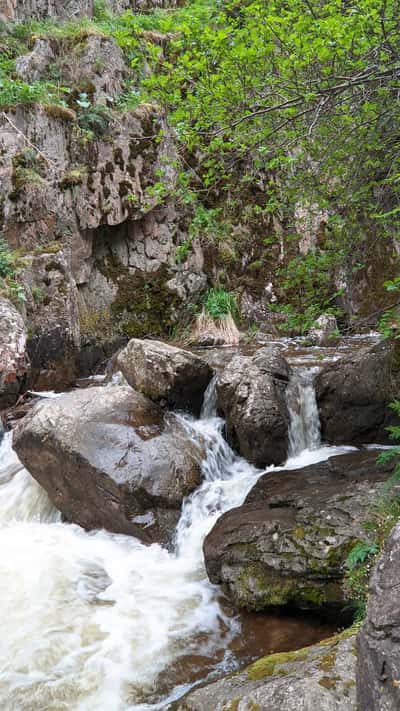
247, 647, 309, 680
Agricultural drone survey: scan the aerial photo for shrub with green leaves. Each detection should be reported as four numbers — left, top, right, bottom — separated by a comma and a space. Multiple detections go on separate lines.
204, 287, 237, 320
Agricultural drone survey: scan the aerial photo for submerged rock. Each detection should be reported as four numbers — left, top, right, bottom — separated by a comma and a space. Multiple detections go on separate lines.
0, 297, 29, 410
357, 522, 400, 710
216, 346, 290, 466
170, 630, 357, 711
13, 385, 204, 544
203, 451, 395, 611
316, 340, 400, 445
116, 338, 213, 416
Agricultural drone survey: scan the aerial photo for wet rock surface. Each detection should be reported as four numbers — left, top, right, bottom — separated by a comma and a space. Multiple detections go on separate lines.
203, 450, 395, 611
316, 340, 400, 445
357, 522, 400, 711
216, 346, 291, 467
170, 631, 357, 711
0, 297, 29, 409
12, 385, 204, 544
116, 338, 213, 415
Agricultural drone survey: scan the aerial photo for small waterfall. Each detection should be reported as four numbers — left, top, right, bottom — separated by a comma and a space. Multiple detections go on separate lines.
286, 367, 321, 456
201, 374, 218, 419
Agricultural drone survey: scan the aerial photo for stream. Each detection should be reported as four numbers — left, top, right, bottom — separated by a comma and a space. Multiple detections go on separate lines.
0, 354, 364, 710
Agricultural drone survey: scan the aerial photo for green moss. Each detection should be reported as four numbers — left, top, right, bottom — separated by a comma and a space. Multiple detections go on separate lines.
293, 526, 306, 540
319, 650, 337, 673
318, 676, 338, 690
222, 700, 240, 711
247, 647, 309, 680
96, 253, 182, 339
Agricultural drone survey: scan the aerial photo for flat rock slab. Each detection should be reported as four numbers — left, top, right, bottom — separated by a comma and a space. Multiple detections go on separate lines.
204, 450, 395, 610
169, 631, 357, 711
13, 385, 204, 544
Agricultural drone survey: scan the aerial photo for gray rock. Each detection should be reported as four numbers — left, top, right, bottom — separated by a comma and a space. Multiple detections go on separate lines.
0, 0, 93, 21
13, 385, 204, 544
357, 522, 400, 710
316, 340, 400, 445
0, 297, 29, 410
169, 632, 357, 711
116, 338, 213, 415
308, 314, 338, 346
203, 451, 395, 611
16, 35, 128, 105
216, 346, 290, 466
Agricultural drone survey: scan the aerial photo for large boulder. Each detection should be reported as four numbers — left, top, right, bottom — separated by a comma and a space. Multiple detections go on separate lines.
216, 346, 290, 466
203, 451, 395, 611
357, 522, 400, 710
316, 340, 400, 445
169, 630, 357, 711
13, 385, 204, 544
0, 297, 29, 410
115, 338, 213, 415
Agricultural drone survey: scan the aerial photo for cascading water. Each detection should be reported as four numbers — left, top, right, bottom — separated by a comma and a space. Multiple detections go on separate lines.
286, 367, 321, 456
0, 375, 353, 710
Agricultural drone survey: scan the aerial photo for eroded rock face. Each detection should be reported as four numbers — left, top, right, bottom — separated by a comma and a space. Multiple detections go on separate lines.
316, 340, 400, 445
0, 0, 93, 21
116, 338, 213, 415
357, 522, 400, 711
0, 297, 29, 409
16, 35, 128, 106
216, 346, 290, 466
203, 451, 395, 611
169, 631, 357, 711
0, 100, 205, 382
13, 385, 204, 544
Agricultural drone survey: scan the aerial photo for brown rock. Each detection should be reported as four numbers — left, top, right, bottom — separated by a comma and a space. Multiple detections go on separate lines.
13, 385, 204, 544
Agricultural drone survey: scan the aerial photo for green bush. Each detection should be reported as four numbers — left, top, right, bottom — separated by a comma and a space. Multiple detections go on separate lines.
204, 287, 237, 320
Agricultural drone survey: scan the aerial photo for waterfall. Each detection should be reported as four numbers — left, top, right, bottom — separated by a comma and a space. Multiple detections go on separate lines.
286, 367, 321, 456
0, 376, 353, 711
200, 374, 218, 419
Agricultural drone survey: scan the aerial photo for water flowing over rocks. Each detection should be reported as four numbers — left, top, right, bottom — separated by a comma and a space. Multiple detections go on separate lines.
0, 297, 29, 410
115, 338, 213, 415
216, 346, 291, 467
357, 522, 400, 711
12, 385, 204, 544
316, 339, 400, 445
203, 450, 395, 611
170, 631, 357, 711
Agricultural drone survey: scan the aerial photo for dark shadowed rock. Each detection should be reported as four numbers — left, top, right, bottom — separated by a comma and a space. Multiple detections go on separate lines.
13, 386, 204, 545
216, 346, 290, 466
357, 522, 400, 711
316, 340, 400, 445
203, 451, 395, 611
0, 297, 29, 410
169, 631, 357, 711
116, 338, 213, 415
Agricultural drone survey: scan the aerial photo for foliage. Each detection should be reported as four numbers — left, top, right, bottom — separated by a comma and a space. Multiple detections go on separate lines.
0, 239, 25, 303
0, 238, 14, 279
204, 287, 237, 320
344, 400, 400, 619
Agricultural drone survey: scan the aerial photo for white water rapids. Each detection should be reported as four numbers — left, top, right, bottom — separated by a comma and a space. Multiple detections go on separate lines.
0, 374, 355, 710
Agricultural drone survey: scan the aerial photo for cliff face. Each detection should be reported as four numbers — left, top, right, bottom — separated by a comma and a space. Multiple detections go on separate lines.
0, 0, 179, 22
